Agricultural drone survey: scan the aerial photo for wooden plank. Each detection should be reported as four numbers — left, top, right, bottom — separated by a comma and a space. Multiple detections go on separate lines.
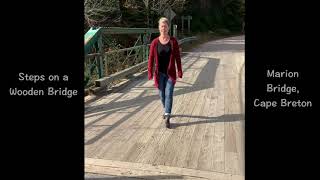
222, 57, 244, 176
122, 108, 170, 163
148, 57, 211, 167
85, 105, 140, 158
197, 88, 224, 172
184, 55, 219, 170
149, 58, 205, 164
120, 55, 197, 163
123, 106, 168, 162
95, 61, 148, 87
197, 106, 216, 171
225, 152, 240, 175
235, 120, 245, 176
86, 158, 235, 180
150, 89, 198, 165
206, 89, 219, 172
224, 108, 242, 175
225, 123, 237, 153
184, 119, 208, 169
86, 84, 158, 157
231, 174, 245, 180
91, 97, 160, 159
124, 87, 188, 163
85, 77, 145, 114
119, 90, 184, 161
86, 80, 151, 114
171, 89, 207, 168
226, 120, 245, 176
224, 79, 240, 114
85, 36, 245, 178
196, 59, 224, 172
225, 123, 242, 175
101, 89, 162, 159
136, 86, 193, 164
101, 99, 164, 160
153, 87, 202, 166
85, 92, 124, 113
184, 89, 213, 169
129, 55, 202, 164
211, 75, 226, 172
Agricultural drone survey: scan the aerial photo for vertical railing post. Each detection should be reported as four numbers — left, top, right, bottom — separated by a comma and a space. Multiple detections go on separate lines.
173, 24, 177, 38
97, 35, 104, 78
143, 33, 148, 62
146, 43, 149, 62
104, 55, 108, 76
187, 15, 192, 34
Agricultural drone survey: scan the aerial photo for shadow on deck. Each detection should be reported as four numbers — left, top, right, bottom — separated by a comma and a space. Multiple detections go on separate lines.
85, 37, 244, 145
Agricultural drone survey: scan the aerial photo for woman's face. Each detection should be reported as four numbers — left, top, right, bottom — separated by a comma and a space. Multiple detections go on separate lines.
159, 21, 169, 35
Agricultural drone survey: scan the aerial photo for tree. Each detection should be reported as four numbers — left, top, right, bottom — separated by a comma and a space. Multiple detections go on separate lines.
144, 0, 187, 14
84, 0, 122, 27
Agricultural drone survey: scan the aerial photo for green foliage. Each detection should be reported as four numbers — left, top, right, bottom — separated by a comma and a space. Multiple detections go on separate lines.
222, 0, 245, 31
84, 0, 244, 33
191, 16, 206, 32
214, 28, 231, 35
185, 0, 244, 33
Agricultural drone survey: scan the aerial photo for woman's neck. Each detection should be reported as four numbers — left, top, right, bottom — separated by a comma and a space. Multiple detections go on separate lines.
160, 34, 169, 39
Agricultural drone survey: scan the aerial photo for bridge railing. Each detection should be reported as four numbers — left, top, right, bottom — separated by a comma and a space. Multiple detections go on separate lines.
84, 26, 197, 92
85, 27, 157, 88
178, 36, 197, 45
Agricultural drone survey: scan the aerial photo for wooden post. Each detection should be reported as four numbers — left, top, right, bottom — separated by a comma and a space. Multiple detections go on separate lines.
187, 16, 191, 34
173, 24, 177, 38
181, 16, 184, 32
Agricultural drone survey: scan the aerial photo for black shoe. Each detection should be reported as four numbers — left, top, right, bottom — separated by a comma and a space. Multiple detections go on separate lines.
163, 113, 169, 119
165, 116, 171, 129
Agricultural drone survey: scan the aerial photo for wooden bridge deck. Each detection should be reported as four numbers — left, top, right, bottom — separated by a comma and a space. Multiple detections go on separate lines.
85, 36, 245, 180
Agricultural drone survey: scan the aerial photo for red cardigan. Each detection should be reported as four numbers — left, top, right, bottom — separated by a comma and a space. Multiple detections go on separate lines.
148, 37, 183, 88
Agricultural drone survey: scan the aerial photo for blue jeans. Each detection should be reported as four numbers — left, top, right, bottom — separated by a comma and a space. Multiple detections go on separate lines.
158, 72, 174, 114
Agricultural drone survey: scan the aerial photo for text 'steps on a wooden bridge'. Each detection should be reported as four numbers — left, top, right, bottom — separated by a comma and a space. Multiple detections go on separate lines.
8, 72, 78, 98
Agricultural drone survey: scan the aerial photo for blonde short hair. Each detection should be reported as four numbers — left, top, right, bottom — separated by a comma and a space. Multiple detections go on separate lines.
158, 17, 169, 27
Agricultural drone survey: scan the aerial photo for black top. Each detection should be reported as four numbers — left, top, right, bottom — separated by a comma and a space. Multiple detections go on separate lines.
157, 40, 171, 74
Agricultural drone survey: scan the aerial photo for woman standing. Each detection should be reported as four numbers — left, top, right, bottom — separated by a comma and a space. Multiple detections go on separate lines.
148, 17, 183, 129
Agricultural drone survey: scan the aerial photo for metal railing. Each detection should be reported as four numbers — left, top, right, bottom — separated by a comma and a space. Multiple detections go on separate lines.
84, 26, 197, 91
84, 27, 157, 88
178, 36, 197, 45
